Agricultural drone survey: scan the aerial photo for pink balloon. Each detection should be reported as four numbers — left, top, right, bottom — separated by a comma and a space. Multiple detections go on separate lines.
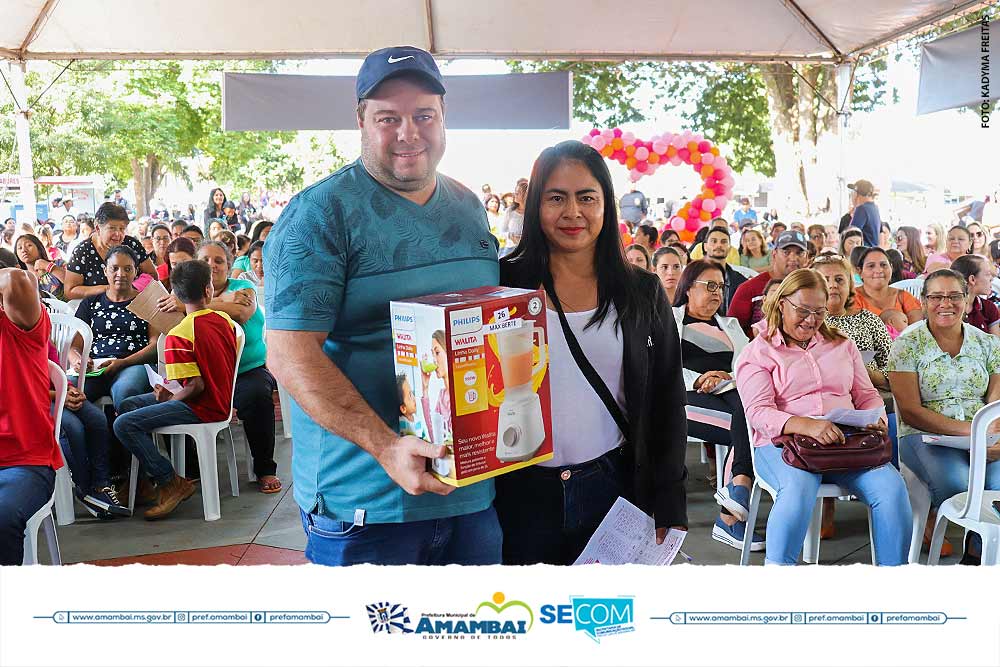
703, 198, 717, 212
697, 140, 711, 153
669, 156, 682, 166
678, 148, 690, 161
629, 170, 642, 182
591, 136, 607, 150
601, 129, 614, 139
716, 196, 729, 209
634, 147, 649, 161
613, 128, 623, 138
652, 141, 667, 154
670, 216, 686, 231
581, 134, 593, 146
671, 136, 686, 149
589, 128, 601, 136
635, 161, 648, 173
722, 176, 735, 188
716, 156, 728, 169
622, 131, 636, 145
701, 153, 715, 165
685, 217, 701, 232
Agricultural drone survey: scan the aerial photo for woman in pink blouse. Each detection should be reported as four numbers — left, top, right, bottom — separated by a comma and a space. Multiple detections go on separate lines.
735, 268, 911, 565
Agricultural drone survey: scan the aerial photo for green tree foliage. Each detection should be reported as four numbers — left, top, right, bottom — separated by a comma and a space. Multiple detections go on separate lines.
1, 59, 316, 215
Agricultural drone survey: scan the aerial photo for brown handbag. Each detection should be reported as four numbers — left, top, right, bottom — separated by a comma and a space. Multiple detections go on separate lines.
772, 429, 892, 473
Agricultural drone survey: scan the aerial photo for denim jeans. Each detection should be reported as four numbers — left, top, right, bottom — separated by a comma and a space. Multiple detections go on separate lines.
494, 447, 628, 565
299, 506, 502, 566
113, 393, 201, 486
0, 465, 56, 565
58, 400, 111, 493
900, 433, 1000, 508
84, 364, 152, 411
755, 444, 912, 566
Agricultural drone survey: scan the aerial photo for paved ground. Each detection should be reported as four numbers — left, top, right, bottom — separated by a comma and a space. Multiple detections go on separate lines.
48, 432, 966, 566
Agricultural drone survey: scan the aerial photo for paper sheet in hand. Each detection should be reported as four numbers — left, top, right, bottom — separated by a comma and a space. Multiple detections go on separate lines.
711, 378, 735, 395
126, 280, 183, 334
922, 433, 1000, 450
812, 407, 884, 428
573, 497, 687, 566
145, 364, 182, 393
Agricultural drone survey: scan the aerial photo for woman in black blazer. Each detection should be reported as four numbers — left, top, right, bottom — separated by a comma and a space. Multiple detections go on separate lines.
496, 140, 688, 565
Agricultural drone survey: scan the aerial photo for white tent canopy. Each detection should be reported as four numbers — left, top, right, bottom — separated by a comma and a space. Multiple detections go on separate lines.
1, 0, 993, 63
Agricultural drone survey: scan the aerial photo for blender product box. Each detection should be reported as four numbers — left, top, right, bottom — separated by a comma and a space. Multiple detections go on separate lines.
390, 286, 552, 486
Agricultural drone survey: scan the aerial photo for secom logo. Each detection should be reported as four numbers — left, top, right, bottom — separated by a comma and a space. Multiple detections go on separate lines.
540, 596, 635, 643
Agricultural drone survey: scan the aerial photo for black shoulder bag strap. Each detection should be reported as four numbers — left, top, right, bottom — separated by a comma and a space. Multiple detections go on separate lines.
542, 277, 631, 439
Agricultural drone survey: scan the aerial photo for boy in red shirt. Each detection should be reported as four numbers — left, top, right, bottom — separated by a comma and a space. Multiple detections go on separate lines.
0, 260, 62, 565
114, 260, 240, 520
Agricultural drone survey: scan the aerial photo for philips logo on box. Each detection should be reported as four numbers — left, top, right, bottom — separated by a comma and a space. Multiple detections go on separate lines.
450, 307, 483, 336
392, 307, 416, 331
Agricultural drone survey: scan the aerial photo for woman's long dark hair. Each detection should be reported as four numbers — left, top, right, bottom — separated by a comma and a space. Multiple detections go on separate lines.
205, 187, 226, 216
503, 140, 648, 330
14, 234, 48, 270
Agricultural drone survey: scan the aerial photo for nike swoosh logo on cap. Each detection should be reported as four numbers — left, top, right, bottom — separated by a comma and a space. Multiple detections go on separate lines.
387, 55, 415, 63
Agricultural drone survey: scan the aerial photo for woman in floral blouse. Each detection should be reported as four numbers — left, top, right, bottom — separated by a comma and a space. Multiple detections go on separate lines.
889, 269, 1000, 564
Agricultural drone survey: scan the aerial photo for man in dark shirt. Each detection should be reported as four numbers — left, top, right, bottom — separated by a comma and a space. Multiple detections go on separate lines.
848, 179, 881, 247
702, 227, 746, 314
727, 230, 808, 336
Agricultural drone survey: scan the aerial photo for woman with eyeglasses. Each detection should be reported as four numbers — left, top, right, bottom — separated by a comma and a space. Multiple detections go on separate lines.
895, 226, 926, 277
967, 222, 990, 260
853, 247, 923, 325
672, 260, 763, 552
925, 225, 972, 274
812, 253, 897, 537
889, 269, 1000, 564
736, 268, 910, 566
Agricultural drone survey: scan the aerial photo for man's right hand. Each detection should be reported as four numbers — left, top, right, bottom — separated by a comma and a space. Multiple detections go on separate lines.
376, 435, 455, 497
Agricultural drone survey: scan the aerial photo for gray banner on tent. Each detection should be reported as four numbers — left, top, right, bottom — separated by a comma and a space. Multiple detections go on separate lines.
917, 19, 997, 116
222, 71, 572, 131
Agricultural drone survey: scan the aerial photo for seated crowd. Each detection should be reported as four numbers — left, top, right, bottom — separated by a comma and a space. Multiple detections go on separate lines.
4, 161, 998, 568
0, 200, 278, 565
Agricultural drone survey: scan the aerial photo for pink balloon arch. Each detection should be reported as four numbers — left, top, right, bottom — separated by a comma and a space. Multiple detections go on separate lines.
580, 127, 735, 238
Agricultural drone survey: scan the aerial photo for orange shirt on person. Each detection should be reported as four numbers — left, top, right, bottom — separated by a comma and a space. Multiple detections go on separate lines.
852, 288, 921, 318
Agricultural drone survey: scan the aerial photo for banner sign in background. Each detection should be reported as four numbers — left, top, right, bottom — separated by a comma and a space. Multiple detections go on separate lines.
1, 564, 997, 667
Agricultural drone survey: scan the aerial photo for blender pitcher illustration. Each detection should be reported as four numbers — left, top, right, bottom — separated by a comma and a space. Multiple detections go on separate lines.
494, 323, 546, 462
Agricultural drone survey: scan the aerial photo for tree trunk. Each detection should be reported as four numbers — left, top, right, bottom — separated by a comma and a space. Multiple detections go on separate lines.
130, 153, 163, 217
759, 63, 839, 218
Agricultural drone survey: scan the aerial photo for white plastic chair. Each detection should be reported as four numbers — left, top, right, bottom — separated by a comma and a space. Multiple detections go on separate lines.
890, 278, 924, 298
43, 298, 74, 315
901, 462, 931, 564
927, 399, 1000, 565
277, 381, 293, 440
128, 322, 245, 521
24, 361, 67, 564
730, 264, 758, 279
49, 313, 93, 392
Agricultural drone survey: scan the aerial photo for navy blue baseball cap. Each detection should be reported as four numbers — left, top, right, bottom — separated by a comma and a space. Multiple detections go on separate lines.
356, 46, 446, 101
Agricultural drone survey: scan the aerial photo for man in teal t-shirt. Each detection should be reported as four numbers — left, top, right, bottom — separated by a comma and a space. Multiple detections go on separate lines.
264, 46, 501, 565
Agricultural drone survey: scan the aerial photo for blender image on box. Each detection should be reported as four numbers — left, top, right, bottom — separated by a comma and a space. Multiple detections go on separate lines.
390, 287, 552, 486
494, 323, 546, 461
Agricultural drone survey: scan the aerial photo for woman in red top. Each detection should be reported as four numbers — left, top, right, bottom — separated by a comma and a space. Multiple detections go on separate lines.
0, 262, 63, 565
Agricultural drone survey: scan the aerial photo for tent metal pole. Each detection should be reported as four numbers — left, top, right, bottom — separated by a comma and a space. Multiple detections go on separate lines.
835, 62, 855, 224
6, 61, 37, 225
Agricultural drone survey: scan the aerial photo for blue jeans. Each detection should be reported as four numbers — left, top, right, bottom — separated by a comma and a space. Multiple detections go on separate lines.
113, 393, 201, 486
84, 364, 151, 411
58, 400, 111, 493
0, 465, 56, 565
494, 447, 628, 564
299, 506, 502, 566
900, 433, 1000, 508
755, 444, 912, 566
